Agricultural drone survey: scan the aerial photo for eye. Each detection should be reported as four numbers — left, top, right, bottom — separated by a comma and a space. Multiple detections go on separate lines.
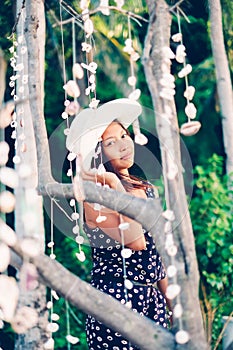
103, 139, 115, 147
122, 133, 128, 139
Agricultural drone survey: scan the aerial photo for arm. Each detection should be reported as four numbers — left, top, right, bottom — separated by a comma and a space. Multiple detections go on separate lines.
82, 171, 146, 251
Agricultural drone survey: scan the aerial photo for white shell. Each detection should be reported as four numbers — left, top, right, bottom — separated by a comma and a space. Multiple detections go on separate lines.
63, 80, 80, 98
173, 303, 183, 318
96, 215, 107, 223
0, 167, 18, 189
0, 191, 16, 213
172, 33, 182, 42
185, 102, 197, 119
0, 103, 14, 129
71, 212, 79, 220
128, 89, 141, 101
72, 224, 80, 234
67, 152, 76, 161
118, 222, 130, 231
51, 313, 60, 321
178, 64, 192, 78
0, 141, 10, 166
175, 330, 190, 344
75, 235, 84, 244
99, 0, 110, 15
124, 279, 133, 290
0, 219, 17, 246
167, 265, 177, 278
76, 250, 86, 262
134, 133, 148, 146
43, 338, 55, 350
176, 44, 186, 63
84, 18, 94, 37
46, 322, 59, 333
180, 121, 201, 136
65, 101, 80, 116
0, 243, 10, 272
166, 283, 181, 299
0, 275, 19, 322
66, 334, 80, 344
121, 248, 132, 258
72, 63, 84, 79
127, 76, 137, 86
184, 86, 195, 101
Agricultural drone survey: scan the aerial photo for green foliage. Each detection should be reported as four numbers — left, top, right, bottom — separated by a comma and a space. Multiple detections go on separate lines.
190, 154, 233, 348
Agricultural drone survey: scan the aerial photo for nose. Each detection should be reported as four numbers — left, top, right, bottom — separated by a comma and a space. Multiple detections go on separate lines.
118, 138, 127, 151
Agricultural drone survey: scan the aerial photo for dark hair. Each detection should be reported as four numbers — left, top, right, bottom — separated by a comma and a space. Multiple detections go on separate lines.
91, 120, 151, 191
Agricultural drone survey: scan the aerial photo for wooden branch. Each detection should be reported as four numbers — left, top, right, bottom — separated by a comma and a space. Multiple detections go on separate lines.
10, 242, 175, 350
143, 1, 208, 349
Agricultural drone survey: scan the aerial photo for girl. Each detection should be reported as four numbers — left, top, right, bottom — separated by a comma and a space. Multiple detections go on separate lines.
66, 99, 171, 350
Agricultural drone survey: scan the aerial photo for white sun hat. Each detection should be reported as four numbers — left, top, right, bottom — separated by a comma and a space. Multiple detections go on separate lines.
66, 98, 142, 170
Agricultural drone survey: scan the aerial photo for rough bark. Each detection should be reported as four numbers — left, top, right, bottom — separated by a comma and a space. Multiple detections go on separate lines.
142, 1, 208, 349
10, 241, 175, 350
14, 1, 48, 349
208, 0, 233, 177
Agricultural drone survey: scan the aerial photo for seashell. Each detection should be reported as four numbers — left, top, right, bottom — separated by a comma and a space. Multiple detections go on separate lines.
124, 279, 133, 290
81, 42, 92, 53
166, 283, 181, 299
0, 102, 14, 129
43, 338, 54, 350
127, 76, 137, 86
72, 225, 79, 234
121, 248, 132, 258
71, 212, 79, 220
51, 313, 60, 321
67, 152, 76, 161
134, 133, 148, 146
46, 322, 59, 333
76, 250, 86, 262
72, 63, 84, 79
167, 265, 177, 278
0, 219, 17, 246
173, 303, 183, 318
0, 167, 18, 188
96, 215, 107, 223
184, 86, 195, 101
51, 290, 59, 300
180, 121, 201, 136
178, 64, 192, 78
65, 101, 80, 116
175, 330, 190, 344
0, 243, 11, 272
0, 191, 16, 213
185, 102, 197, 119
131, 51, 140, 61
128, 89, 141, 101
118, 222, 130, 231
84, 18, 94, 37
66, 334, 80, 344
0, 275, 19, 322
99, 0, 110, 15
176, 44, 186, 63
89, 98, 100, 109
81, 61, 98, 74
0, 141, 10, 166
172, 33, 182, 42
63, 80, 80, 98
75, 235, 84, 244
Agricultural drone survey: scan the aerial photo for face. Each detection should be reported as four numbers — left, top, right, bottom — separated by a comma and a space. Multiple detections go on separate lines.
101, 122, 135, 174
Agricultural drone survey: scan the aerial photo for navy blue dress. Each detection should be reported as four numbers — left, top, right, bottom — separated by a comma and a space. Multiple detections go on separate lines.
84, 187, 168, 350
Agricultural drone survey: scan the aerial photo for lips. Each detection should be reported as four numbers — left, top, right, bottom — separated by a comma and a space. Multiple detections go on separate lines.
121, 153, 132, 160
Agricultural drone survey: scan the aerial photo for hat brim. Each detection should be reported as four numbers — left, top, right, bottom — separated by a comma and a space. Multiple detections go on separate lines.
66, 98, 142, 170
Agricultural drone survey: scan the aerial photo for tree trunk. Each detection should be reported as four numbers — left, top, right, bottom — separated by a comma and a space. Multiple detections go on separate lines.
208, 0, 233, 178
142, 1, 208, 349
14, 1, 48, 349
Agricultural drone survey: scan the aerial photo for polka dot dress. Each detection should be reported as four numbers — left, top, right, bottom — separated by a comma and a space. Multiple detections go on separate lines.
84, 187, 168, 350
